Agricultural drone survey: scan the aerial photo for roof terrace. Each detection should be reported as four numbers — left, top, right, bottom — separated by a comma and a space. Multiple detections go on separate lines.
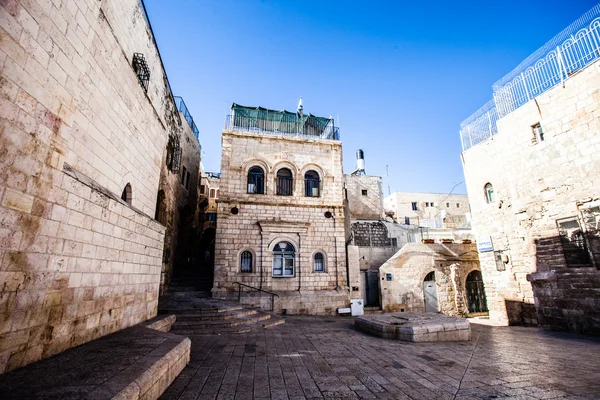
225, 103, 340, 141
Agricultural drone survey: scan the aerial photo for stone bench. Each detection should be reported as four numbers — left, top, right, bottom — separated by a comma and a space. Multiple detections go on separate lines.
0, 316, 190, 400
355, 312, 471, 342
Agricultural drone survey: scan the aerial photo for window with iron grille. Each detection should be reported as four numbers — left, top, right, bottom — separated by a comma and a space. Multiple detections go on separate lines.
240, 251, 253, 273
247, 166, 265, 194
314, 252, 324, 272
494, 251, 506, 271
166, 135, 181, 173
276, 168, 293, 196
132, 53, 150, 92
304, 170, 320, 197
557, 216, 591, 266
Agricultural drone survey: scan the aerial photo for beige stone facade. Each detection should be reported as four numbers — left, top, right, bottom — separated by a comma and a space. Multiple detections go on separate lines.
384, 192, 471, 229
379, 243, 483, 315
0, 0, 194, 372
213, 127, 349, 315
462, 59, 600, 332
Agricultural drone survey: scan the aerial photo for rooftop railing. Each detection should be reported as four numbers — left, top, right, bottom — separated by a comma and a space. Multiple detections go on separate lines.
174, 96, 199, 142
225, 114, 340, 141
460, 4, 600, 151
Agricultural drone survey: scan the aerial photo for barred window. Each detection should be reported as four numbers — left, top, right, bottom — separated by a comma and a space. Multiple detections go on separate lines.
304, 170, 320, 197
240, 251, 253, 273
314, 252, 324, 272
248, 166, 264, 194
276, 168, 293, 196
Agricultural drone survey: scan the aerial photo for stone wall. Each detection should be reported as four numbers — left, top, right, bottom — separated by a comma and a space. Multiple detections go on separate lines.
0, 0, 180, 372
213, 130, 349, 314
462, 59, 600, 332
352, 221, 392, 247
344, 175, 383, 219
383, 192, 471, 224
379, 243, 481, 315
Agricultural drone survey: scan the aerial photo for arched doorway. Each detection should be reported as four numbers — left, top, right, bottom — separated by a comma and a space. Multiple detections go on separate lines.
423, 271, 439, 312
466, 270, 488, 314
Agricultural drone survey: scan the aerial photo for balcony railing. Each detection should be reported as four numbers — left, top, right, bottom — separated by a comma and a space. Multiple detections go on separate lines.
460, 4, 600, 151
225, 114, 340, 140
276, 177, 294, 196
174, 96, 199, 142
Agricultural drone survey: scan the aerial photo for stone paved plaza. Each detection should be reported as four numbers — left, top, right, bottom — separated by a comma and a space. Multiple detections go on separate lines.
161, 316, 600, 399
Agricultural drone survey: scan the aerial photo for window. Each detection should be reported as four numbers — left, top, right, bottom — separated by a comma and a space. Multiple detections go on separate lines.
424, 271, 435, 281
431, 202, 435, 207
240, 251, 253, 273
404, 216, 410, 225
305, 170, 320, 197
210, 189, 215, 198
425, 202, 430, 207
247, 166, 265, 194
446, 202, 450, 207
273, 241, 295, 277
121, 183, 132, 205
166, 135, 181, 173
361, 189, 368, 196
391, 238, 398, 247
276, 168, 293, 196
532, 123, 544, 143
494, 251, 506, 271
200, 185, 205, 194
557, 216, 591, 266
484, 183, 495, 203
154, 190, 166, 224
411, 202, 418, 211
181, 168, 190, 190
132, 53, 150, 92
456, 203, 460, 208
181, 167, 187, 185
314, 252, 324, 272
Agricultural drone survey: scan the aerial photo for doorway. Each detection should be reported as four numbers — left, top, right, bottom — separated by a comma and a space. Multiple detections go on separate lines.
364, 271, 380, 307
466, 270, 488, 314
423, 271, 439, 312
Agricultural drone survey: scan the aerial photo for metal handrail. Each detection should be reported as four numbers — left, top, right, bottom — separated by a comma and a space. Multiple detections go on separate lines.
234, 282, 279, 311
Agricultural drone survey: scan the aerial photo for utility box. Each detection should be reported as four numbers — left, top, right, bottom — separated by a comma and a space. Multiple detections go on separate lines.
350, 299, 364, 316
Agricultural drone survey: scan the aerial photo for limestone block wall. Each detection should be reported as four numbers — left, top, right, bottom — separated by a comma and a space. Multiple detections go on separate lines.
344, 175, 383, 219
352, 221, 392, 247
384, 192, 471, 223
379, 243, 480, 315
462, 59, 600, 332
213, 130, 349, 314
0, 0, 180, 372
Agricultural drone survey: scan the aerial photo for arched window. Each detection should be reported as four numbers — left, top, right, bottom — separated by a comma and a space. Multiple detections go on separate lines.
304, 170, 320, 197
121, 183, 132, 205
314, 252, 324, 272
240, 251, 253, 273
484, 183, 495, 203
273, 241, 295, 277
210, 189, 216, 198
424, 271, 435, 281
276, 168, 293, 196
247, 166, 265, 194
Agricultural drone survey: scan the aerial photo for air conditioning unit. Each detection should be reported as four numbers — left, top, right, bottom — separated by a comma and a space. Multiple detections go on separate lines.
312, 187, 319, 197
350, 299, 364, 316
247, 183, 255, 193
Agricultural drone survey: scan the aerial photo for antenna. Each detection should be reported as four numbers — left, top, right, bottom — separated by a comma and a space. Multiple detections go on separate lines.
386, 165, 390, 195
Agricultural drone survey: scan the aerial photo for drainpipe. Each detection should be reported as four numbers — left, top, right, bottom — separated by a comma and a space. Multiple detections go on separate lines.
259, 233, 263, 290
297, 233, 302, 291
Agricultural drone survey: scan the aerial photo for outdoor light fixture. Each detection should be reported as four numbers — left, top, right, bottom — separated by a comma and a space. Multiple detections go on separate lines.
231, 207, 239, 215
324, 211, 333, 218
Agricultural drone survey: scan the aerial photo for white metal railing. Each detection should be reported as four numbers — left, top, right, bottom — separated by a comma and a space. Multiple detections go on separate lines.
460, 5, 600, 151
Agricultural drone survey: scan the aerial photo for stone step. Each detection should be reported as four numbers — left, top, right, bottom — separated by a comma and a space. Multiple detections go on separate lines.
159, 304, 243, 314
173, 316, 285, 335
171, 312, 271, 330
175, 309, 257, 321
364, 307, 383, 314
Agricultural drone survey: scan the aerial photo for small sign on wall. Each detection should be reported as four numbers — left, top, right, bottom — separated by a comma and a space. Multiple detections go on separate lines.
477, 236, 493, 252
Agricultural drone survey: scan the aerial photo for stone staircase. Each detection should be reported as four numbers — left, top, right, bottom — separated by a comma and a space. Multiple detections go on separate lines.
159, 274, 284, 334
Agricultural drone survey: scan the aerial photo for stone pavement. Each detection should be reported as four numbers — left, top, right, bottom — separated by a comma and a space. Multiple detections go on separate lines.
161, 316, 600, 400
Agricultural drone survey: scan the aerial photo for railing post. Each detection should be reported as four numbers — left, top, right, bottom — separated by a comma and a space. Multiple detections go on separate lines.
556, 45, 568, 85
486, 110, 493, 138
521, 72, 531, 101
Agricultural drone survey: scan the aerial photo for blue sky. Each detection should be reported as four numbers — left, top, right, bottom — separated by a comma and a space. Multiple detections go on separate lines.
144, 0, 598, 195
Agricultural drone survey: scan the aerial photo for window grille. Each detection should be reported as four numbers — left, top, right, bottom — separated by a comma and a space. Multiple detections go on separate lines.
132, 53, 150, 92
171, 146, 181, 173
241, 251, 252, 273
557, 216, 591, 266
314, 252, 324, 272
276, 168, 293, 196
273, 242, 295, 277
304, 170, 320, 197
247, 166, 265, 194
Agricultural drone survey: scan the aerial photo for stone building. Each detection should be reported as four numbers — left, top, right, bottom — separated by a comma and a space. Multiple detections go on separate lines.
0, 0, 199, 372
156, 97, 201, 293
378, 243, 485, 316
384, 191, 473, 241
460, 7, 600, 332
213, 103, 348, 314
345, 174, 418, 308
